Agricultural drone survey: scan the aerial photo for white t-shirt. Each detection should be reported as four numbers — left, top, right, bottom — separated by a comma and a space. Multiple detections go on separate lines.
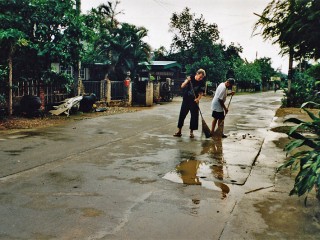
211, 82, 227, 112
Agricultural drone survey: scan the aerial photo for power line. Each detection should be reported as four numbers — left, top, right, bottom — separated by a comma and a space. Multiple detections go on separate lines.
152, 0, 171, 13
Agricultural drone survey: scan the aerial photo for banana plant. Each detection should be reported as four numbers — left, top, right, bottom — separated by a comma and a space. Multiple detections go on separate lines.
277, 101, 320, 203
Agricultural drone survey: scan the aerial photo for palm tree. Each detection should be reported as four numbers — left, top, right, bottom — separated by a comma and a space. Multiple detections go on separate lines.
85, 2, 151, 81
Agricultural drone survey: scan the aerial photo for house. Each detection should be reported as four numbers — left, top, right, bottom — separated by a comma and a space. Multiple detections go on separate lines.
138, 61, 182, 82
51, 63, 90, 80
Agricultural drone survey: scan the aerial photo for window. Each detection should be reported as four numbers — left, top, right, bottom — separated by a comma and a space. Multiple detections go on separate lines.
80, 68, 86, 80
59, 66, 73, 76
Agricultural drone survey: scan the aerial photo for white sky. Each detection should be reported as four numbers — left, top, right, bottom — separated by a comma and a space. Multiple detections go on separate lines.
81, 0, 289, 73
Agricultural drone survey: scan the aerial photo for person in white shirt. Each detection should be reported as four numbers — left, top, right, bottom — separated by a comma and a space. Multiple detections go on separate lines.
210, 78, 235, 138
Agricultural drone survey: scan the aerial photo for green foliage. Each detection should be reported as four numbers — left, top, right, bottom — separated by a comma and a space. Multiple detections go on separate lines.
235, 61, 261, 83
254, 57, 276, 86
30, 0, 84, 68
0, 94, 6, 107
152, 46, 169, 61
169, 7, 220, 67
254, 0, 320, 61
0, 65, 8, 81
185, 55, 226, 85
282, 71, 319, 107
42, 70, 74, 94
277, 102, 320, 200
83, 2, 151, 81
168, 7, 277, 86
0, 65, 7, 107
306, 63, 320, 81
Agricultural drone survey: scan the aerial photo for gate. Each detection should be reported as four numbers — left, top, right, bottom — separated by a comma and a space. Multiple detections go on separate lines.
82, 80, 106, 100
110, 81, 124, 100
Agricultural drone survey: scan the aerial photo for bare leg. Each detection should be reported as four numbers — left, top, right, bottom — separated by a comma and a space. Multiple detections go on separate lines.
173, 128, 182, 137
190, 129, 194, 138
211, 118, 218, 134
215, 119, 224, 136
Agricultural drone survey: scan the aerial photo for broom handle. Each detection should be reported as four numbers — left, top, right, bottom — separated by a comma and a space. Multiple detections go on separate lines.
217, 91, 233, 127
226, 94, 233, 113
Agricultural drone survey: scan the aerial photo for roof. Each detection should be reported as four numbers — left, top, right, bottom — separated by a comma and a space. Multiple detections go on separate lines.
140, 61, 181, 70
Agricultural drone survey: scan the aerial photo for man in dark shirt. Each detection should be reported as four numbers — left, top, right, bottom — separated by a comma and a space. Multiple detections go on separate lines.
173, 69, 206, 138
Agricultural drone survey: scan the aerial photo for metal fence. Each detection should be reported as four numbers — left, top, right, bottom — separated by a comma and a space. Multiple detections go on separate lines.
82, 80, 106, 100
82, 80, 125, 101
12, 80, 68, 105
110, 81, 124, 100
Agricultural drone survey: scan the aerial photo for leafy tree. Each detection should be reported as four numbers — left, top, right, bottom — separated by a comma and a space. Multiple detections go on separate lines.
254, 0, 320, 96
152, 46, 170, 61
222, 42, 244, 80
306, 63, 320, 81
83, 1, 151, 81
254, 57, 276, 88
108, 23, 151, 81
235, 61, 261, 91
282, 70, 319, 107
0, 0, 32, 114
169, 7, 220, 67
30, 0, 83, 70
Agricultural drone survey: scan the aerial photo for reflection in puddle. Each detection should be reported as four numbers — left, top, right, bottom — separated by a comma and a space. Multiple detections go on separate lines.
163, 159, 230, 199
164, 136, 231, 199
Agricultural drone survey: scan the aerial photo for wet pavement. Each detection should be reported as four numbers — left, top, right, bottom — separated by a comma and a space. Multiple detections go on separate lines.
0, 91, 320, 239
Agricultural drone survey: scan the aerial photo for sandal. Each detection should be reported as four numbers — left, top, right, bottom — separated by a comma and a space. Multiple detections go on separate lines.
173, 132, 182, 137
190, 133, 194, 138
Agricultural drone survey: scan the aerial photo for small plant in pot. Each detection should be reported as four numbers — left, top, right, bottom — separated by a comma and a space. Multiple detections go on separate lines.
277, 101, 320, 204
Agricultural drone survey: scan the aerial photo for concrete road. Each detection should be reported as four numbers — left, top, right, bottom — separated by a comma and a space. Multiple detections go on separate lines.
0, 91, 317, 240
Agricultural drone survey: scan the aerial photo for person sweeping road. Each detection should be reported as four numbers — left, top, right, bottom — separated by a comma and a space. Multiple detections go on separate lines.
173, 69, 206, 138
210, 78, 235, 138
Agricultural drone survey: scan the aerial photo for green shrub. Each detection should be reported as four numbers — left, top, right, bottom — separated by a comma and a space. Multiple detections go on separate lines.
41, 70, 74, 94
277, 101, 320, 203
282, 72, 319, 107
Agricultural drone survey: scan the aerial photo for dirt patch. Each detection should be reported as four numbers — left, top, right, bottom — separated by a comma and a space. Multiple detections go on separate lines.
0, 106, 143, 133
275, 108, 303, 117
275, 107, 318, 119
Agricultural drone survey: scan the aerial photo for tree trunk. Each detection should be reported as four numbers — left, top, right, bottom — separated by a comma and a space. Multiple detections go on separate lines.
287, 47, 294, 93
8, 46, 14, 116
74, 0, 81, 96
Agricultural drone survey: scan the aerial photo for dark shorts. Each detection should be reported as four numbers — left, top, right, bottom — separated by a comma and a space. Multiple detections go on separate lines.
212, 111, 225, 120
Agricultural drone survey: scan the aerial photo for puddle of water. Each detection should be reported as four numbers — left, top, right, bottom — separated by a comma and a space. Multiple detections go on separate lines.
4, 130, 71, 141
163, 159, 230, 199
3, 150, 23, 156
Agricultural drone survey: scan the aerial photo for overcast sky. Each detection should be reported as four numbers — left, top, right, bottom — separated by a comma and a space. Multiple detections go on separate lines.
82, 0, 289, 73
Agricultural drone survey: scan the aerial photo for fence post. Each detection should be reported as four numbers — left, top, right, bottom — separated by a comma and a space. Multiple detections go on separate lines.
145, 81, 153, 106
100, 80, 104, 101
39, 81, 45, 110
78, 79, 85, 95
153, 81, 160, 102
127, 81, 132, 106
106, 79, 111, 106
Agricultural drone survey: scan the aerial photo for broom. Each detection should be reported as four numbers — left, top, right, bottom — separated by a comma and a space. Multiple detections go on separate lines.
190, 81, 212, 138
214, 94, 233, 137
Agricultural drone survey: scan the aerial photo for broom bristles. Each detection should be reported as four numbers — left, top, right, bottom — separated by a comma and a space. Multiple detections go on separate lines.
202, 119, 212, 138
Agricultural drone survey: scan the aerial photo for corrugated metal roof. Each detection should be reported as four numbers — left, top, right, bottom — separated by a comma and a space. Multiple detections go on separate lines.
140, 61, 181, 69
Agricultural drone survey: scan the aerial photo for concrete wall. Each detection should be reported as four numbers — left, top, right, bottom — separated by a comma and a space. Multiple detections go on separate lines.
153, 82, 160, 102
145, 81, 153, 106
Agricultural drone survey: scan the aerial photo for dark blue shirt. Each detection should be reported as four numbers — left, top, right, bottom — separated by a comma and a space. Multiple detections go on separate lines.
183, 75, 205, 99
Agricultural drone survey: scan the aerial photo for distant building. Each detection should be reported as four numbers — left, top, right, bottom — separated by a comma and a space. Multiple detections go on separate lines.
138, 61, 182, 81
